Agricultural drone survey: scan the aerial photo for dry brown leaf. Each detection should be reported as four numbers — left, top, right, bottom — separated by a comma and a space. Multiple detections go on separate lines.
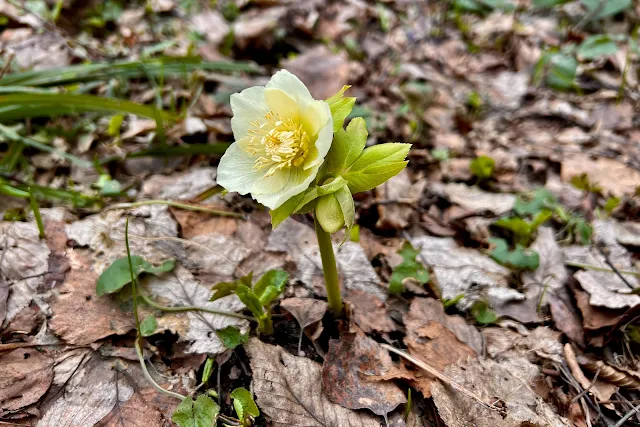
346, 290, 396, 334
0, 348, 54, 411
0, 275, 8, 326
573, 288, 624, 331
172, 210, 238, 239
615, 221, 640, 247
246, 338, 382, 427
322, 332, 406, 417
376, 169, 424, 230
49, 251, 134, 345
484, 326, 563, 363
280, 297, 327, 329
564, 344, 619, 404
430, 183, 516, 215
549, 297, 584, 347
141, 168, 217, 201
561, 154, 640, 198
431, 357, 571, 427
191, 10, 230, 46
233, 6, 287, 49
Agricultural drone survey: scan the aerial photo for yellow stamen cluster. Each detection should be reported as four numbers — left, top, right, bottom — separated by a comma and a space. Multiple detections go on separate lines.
247, 111, 310, 176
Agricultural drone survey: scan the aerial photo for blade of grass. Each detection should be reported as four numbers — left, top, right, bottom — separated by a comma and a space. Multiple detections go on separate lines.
0, 124, 93, 169
28, 188, 46, 239
0, 141, 25, 172
0, 178, 99, 207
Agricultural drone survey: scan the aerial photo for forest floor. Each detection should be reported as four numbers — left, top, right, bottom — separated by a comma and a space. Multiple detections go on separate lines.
1, 0, 640, 426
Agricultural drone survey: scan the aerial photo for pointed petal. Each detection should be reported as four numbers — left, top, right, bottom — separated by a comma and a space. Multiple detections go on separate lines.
303, 101, 333, 170
216, 143, 262, 195
266, 70, 314, 106
230, 86, 269, 141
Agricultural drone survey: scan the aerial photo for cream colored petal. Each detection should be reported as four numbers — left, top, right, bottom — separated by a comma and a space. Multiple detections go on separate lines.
266, 70, 314, 106
216, 143, 262, 195
265, 88, 299, 120
230, 86, 269, 141
299, 100, 327, 136
302, 101, 333, 170
254, 166, 316, 210
251, 167, 291, 196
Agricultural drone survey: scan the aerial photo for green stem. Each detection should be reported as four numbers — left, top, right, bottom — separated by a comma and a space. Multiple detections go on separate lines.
28, 188, 45, 239
135, 340, 185, 400
314, 215, 342, 315
106, 199, 244, 218
125, 217, 141, 333
139, 294, 257, 321
566, 261, 640, 277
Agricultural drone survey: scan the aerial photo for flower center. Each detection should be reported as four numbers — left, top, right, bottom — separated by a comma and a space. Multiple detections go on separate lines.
247, 111, 310, 176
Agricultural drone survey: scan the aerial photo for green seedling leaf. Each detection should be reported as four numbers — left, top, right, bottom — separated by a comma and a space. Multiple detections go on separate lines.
578, 35, 619, 59
574, 218, 593, 245
140, 314, 158, 337
202, 358, 214, 384
544, 53, 577, 90
343, 143, 410, 194
96, 256, 175, 296
604, 196, 621, 214
494, 216, 532, 246
94, 174, 122, 196
389, 241, 429, 294
253, 269, 289, 306
230, 387, 260, 424
235, 285, 265, 319
323, 117, 368, 174
581, 0, 631, 19
470, 156, 495, 180
108, 114, 124, 137
431, 148, 450, 161
513, 188, 556, 216
210, 274, 252, 301
326, 85, 356, 132
216, 326, 248, 350
489, 237, 540, 271
530, 209, 553, 229
172, 394, 220, 427
470, 301, 498, 325
533, 0, 570, 7
570, 173, 602, 194
443, 294, 465, 309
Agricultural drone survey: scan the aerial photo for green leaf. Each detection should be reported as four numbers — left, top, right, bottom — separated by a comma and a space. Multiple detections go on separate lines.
323, 117, 368, 174
235, 285, 265, 319
494, 217, 532, 246
230, 387, 260, 423
335, 185, 355, 231
604, 196, 621, 214
489, 237, 540, 270
253, 269, 289, 306
570, 173, 602, 194
574, 218, 593, 245
325, 85, 356, 132
216, 326, 248, 350
172, 395, 220, 427
201, 358, 214, 383
108, 114, 124, 137
210, 281, 239, 301
470, 301, 498, 325
530, 209, 553, 229
316, 193, 345, 234
96, 256, 175, 296
140, 314, 158, 337
95, 174, 122, 196
389, 241, 429, 294
343, 143, 410, 194
581, 0, 631, 19
513, 188, 556, 216
469, 156, 495, 180
545, 53, 577, 90
533, 0, 570, 8
578, 35, 619, 59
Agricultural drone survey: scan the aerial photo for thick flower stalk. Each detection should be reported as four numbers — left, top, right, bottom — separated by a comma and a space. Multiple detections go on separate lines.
217, 70, 333, 209
218, 71, 409, 316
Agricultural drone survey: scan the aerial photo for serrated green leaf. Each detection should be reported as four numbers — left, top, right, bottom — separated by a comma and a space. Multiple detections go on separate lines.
254, 269, 289, 306
343, 143, 410, 194
216, 326, 248, 350
230, 387, 260, 423
172, 395, 220, 427
489, 237, 539, 270
513, 188, 556, 216
326, 85, 356, 132
323, 117, 368, 174
578, 35, 619, 59
470, 301, 498, 325
389, 241, 429, 294
470, 156, 495, 180
96, 256, 175, 296
140, 314, 158, 337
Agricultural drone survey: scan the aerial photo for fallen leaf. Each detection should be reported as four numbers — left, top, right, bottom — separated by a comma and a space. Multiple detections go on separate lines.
0, 275, 8, 326
233, 6, 287, 49
431, 357, 572, 427
430, 183, 516, 215
280, 297, 327, 330
561, 154, 640, 198
322, 332, 406, 417
143, 264, 249, 355
267, 218, 386, 301
0, 348, 54, 411
282, 45, 351, 100
246, 338, 382, 426
49, 251, 134, 345
573, 288, 624, 331
615, 221, 640, 247
191, 10, 230, 46
404, 298, 482, 354
376, 169, 424, 230
563, 344, 617, 404
346, 290, 396, 334
141, 168, 218, 201
172, 210, 238, 239
549, 297, 585, 347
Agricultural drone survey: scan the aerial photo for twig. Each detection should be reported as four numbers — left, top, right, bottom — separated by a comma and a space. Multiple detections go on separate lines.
565, 261, 640, 278
105, 199, 244, 218
614, 402, 640, 427
139, 294, 256, 321
380, 344, 500, 412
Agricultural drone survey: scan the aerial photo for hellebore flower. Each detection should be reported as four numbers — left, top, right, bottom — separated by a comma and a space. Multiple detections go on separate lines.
217, 70, 333, 209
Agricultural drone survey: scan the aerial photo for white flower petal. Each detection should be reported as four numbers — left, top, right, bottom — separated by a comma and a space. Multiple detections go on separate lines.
265, 88, 299, 120
302, 101, 333, 170
216, 143, 263, 195
254, 167, 316, 209
230, 86, 269, 141
251, 167, 291, 195
266, 70, 314, 106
